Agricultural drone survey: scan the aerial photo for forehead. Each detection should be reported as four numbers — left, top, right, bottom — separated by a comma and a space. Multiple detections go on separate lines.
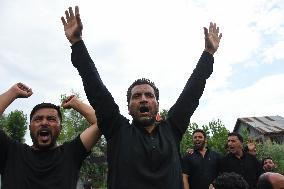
131, 84, 155, 94
193, 132, 205, 138
32, 108, 59, 118
264, 159, 273, 163
228, 135, 240, 141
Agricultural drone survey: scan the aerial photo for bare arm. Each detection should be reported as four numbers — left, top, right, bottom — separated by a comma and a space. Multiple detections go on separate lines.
0, 83, 32, 115
183, 174, 190, 189
62, 95, 101, 152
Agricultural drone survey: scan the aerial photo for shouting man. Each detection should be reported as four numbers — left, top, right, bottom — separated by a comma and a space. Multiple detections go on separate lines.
61, 6, 222, 189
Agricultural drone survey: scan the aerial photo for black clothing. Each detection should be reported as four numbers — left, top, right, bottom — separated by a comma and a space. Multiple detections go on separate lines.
71, 40, 214, 189
182, 149, 222, 189
0, 130, 88, 189
220, 152, 263, 189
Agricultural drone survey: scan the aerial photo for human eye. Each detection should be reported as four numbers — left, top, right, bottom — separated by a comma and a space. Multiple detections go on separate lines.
32, 116, 42, 122
146, 93, 154, 98
132, 93, 140, 99
47, 116, 57, 122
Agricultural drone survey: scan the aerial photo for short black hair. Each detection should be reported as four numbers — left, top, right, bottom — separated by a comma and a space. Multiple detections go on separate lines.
228, 132, 243, 143
126, 78, 159, 104
192, 129, 207, 139
212, 172, 249, 189
257, 173, 273, 189
262, 157, 273, 167
30, 103, 62, 122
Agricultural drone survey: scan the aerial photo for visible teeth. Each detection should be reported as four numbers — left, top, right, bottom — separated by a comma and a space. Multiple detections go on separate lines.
39, 131, 49, 136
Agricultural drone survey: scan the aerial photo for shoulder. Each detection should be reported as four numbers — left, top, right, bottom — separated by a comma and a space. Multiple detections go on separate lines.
209, 149, 222, 158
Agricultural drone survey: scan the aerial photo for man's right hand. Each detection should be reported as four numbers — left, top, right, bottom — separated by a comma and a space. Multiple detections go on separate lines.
10, 83, 33, 99
61, 95, 79, 109
61, 6, 83, 45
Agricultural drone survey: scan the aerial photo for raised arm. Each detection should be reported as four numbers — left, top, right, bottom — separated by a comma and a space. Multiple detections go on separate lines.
62, 95, 101, 152
0, 83, 33, 115
61, 7, 124, 140
61, 6, 82, 45
167, 22, 222, 137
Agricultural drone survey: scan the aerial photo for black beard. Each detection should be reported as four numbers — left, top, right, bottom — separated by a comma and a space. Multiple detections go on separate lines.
193, 141, 205, 150
30, 131, 56, 150
133, 117, 156, 128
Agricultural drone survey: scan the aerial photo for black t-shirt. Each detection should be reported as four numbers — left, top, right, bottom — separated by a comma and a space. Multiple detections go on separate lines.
182, 149, 222, 189
220, 152, 263, 189
71, 40, 214, 189
0, 130, 89, 189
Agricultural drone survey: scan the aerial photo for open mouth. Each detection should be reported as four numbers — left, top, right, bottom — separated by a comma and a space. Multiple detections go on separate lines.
139, 106, 149, 113
38, 129, 51, 142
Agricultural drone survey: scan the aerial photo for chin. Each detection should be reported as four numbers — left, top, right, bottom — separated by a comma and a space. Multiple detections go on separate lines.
134, 117, 155, 127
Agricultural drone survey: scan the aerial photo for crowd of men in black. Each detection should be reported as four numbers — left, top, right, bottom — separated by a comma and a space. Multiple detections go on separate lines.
0, 5, 283, 189
182, 129, 284, 189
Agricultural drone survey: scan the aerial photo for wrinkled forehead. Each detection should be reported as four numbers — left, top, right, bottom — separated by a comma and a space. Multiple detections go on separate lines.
131, 84, 155, 95
31, 108, 60, 119
228, 135, 240, 141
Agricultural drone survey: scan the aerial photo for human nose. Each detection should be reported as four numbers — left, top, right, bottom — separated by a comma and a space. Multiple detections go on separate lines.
140, 94, 148, 102
40, 118, 50, 125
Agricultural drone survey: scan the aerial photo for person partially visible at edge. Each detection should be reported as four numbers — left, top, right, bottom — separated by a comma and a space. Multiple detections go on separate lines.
220, 132, 263, 189
257, 172, 284, 189
209, 172, 249, 189
262, 157, 278, 173
182, 129, 222, 189
0, 83, 101, 189
61, 6, 222, 189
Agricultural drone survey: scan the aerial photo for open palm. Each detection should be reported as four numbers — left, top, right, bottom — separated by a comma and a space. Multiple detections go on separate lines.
61, 6, 83, 44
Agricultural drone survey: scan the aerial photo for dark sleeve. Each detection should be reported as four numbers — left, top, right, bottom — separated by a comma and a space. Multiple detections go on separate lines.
167, 51, 214, 138
71, 40, 126, 140
216, 153, 223, 175
182, 154, 191, 175
218, 156, 226, 174
0, 130, 11, 173
255, 156, 264, 178
66, 135, 90, 168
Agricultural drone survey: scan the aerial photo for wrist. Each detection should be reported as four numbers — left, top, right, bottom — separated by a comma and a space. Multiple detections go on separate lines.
204, 48, 215, 55
6, 89, 18, 101
69, 37, 82, 45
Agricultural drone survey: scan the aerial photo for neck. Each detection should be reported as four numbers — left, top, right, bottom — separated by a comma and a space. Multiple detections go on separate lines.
235, 150, 243, 159
199, 147, 207, 156
145, 124, 156, 133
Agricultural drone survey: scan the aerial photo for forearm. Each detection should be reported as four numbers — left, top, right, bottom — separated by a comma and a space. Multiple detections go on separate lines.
71, 40, 122, 139
0, 90, 17, 115
168, 51, 214, 134
71, 100, 97, 125
182, 174, 190, 189
71, 40, 117, 113
80, 123, 101, 152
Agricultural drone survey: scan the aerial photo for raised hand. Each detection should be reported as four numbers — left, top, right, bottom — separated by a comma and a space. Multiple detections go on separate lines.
247, 138, 256, 156
61, 6, 83, 45
11, 83, 33, 99
204, 22, 222, 55
61, 95, 78, 109
0, 83, 32, 115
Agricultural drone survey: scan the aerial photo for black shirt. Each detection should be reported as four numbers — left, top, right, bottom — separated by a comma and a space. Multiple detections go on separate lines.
220, 152, 263, 189
182, 149, 222, 189
0, 130, 89, 189
71, 40, 214, 189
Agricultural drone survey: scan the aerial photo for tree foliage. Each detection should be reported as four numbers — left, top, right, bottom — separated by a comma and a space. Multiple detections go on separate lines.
58, 94, 107, 188
180, 119, 229, 155
0, 110, 27, 143
256, 141, 284, 174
